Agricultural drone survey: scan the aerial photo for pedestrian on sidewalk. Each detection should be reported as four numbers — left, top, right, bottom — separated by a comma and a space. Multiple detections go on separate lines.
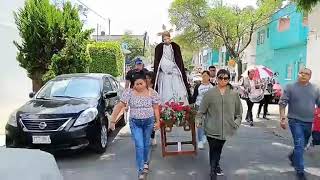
191, 70, 215, 150
239, 69, 264, 126
146, 71, 157, 146
197, 69, 243, 179
110, 72, 161, 180
279, 68, 320, 180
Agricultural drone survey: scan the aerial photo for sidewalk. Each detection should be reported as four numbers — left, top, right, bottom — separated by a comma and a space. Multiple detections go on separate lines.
0, 135, 4, 147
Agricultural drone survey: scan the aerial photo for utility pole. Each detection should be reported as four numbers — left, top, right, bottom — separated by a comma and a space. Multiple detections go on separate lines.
108, 18, 111, 40
96, 23, 99, 41
142, 31, 147, 56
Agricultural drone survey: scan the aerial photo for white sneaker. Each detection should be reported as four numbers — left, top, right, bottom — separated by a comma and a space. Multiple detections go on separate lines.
198, 141, 204, 150
151, 138, 157, 146
202, 137, 207, 144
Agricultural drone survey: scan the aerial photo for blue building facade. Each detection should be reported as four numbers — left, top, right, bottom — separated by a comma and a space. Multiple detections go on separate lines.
202, 48, 229, 69
255, 4, 309, 86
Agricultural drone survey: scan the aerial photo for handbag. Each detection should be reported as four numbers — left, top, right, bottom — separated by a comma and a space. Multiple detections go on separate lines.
249, 89, 264, 102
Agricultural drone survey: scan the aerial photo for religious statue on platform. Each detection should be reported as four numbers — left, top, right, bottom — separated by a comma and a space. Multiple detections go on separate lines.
153, 26, 191, 105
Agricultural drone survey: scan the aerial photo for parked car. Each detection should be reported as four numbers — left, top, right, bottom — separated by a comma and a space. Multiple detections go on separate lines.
5, 73, 125, 154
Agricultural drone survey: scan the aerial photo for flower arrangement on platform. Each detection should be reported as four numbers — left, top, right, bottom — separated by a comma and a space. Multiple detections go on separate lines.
159, 101, 197, 132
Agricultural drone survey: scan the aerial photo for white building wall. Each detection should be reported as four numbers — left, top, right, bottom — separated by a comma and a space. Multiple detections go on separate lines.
0, 0, 31, 133
306, 4, 320, 85
241, 33, 257, 68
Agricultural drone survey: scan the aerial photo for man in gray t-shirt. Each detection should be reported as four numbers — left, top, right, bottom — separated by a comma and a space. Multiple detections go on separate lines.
279, 68, 320, 179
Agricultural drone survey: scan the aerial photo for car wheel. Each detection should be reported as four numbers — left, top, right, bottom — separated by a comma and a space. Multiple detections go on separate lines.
92, 121, 108, 154
5, 136, 14, 148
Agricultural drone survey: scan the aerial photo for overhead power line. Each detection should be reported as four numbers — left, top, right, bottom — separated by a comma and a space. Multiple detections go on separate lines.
74, 0, 109, 21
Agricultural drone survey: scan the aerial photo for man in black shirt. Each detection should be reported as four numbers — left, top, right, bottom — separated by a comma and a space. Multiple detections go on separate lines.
125, 58, 148, 88
209, 65, 217, 85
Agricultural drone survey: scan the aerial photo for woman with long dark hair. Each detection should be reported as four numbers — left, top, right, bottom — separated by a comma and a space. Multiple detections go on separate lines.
197, 69, 243, 179
110, 72, 161, 180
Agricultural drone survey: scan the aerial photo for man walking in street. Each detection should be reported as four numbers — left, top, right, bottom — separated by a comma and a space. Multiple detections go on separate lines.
208, 66, 217, 85
279, 68, 320, 180
125, 58, 148, 88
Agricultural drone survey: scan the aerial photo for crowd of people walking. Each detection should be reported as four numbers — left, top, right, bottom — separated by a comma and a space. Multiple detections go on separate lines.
109, 29, 320, 180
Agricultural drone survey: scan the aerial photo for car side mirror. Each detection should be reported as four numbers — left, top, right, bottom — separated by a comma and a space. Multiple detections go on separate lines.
29, 92, 35, 98
103, 91, 117, 99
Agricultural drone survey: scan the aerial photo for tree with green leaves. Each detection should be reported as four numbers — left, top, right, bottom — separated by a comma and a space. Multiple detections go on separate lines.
14, 0, 92, 92
294, 0, 320, 12
169, 0, 281, 76
173, 34, 200, 71
119, 31, 145, 66
88, 42, 124, 77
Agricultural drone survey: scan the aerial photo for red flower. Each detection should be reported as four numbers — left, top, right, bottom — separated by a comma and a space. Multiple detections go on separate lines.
175, 106, 184, 111
184, 106, 191, 112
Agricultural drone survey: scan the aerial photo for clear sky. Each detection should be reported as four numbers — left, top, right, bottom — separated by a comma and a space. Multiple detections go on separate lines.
76, 0, 257, 43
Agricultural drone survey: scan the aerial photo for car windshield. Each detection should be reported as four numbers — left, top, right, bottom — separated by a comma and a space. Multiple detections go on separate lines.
36, 78, 101, 99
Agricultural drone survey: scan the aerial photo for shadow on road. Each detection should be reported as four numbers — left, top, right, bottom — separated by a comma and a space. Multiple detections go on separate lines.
54, 126, 123, 160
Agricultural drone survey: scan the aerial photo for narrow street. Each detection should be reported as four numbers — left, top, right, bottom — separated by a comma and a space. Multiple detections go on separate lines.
54, 103, 320, 180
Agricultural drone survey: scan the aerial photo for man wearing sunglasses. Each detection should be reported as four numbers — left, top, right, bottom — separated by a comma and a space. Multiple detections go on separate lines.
279, 68, 320, 180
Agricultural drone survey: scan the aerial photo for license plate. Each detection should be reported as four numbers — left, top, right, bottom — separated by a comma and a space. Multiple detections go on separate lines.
32, 135, 51, 144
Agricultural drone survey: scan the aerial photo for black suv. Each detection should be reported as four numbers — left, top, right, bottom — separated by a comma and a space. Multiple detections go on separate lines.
5, 73, 125, 153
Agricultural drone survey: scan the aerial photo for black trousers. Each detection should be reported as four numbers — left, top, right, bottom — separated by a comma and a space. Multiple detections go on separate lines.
207, 136, 226, 170
151, 130, 155, 139
246, 99, 254, 122
257, 95, 272, 117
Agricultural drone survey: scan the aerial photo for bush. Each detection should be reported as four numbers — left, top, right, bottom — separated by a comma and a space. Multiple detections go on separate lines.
88, 42, 124, 77
14, 0, 94, 91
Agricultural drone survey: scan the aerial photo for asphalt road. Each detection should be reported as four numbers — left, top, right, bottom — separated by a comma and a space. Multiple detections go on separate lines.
55, 103, 320, 180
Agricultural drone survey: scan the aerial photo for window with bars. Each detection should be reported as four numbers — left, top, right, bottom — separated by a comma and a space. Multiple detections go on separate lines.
257, 30, 265, 45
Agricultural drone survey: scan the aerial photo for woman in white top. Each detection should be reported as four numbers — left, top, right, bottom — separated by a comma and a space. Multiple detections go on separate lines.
240, 69, 264, 126
191, 71, 215, 149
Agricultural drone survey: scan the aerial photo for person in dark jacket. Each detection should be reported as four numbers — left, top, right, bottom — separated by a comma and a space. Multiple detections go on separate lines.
125, 58, 148, 88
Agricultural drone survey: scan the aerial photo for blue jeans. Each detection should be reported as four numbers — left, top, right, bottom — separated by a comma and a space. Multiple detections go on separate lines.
197, 127, 206, 143
129, 117, 154, 175
289, 119, 312, 173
